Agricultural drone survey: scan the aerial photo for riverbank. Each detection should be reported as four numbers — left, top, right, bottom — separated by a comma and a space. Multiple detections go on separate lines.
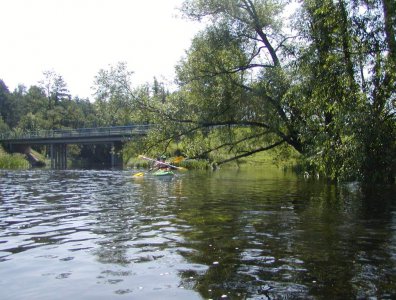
126, 147, 300, 172
0, 146, 29, 169
0, 146, 48, 169
0, 143, 299, 172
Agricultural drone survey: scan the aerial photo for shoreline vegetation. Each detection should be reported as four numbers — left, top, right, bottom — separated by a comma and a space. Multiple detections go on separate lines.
1, 146, 393, 183
0, 144, 299, 173
126, 146, 300, 173
0, 146, 47, 170
0, 146, 29, 169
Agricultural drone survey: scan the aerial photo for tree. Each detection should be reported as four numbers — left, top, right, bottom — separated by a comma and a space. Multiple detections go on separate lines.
89, 0, 395, 182
92, 62, 149, 125
0, 79, 12, 126
171, 0, 394, 181
158, 0, 312, 164
0, 116, 9, 133
346, 0, 396, 182
39, 70, 71, 108
133, 0, 299, 162
152, 77, 168, 103
24, 85, 48, 115
17, 112, 43, 131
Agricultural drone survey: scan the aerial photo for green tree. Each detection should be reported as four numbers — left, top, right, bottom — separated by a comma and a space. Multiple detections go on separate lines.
24, 85, 48, 114
0, 116, 9, 133
171, 0, 394, 181
0, 79, 12, 126
92, 62, 147, 125
347, 0, 396, 182
17, 112, 43, 131
83, 0, 395, 182
39, 70, 71, 108
161, 0, 309, 163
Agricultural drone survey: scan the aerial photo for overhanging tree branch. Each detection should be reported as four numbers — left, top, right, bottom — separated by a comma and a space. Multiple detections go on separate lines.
191, 130, 271, 159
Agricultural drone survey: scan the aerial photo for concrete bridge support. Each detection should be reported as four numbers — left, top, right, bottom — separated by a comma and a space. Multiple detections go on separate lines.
50, 144, 67, 169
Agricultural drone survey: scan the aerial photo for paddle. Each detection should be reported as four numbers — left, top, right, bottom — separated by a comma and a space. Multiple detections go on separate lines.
171, 156, 185, 164
132, 167, 157, 177
138, 155, 187, 170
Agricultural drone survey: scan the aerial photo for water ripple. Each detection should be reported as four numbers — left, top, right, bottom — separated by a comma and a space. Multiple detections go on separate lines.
0, 169, 395, 300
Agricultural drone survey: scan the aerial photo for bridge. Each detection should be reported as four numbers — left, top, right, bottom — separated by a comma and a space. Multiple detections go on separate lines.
0, 125, 150, 169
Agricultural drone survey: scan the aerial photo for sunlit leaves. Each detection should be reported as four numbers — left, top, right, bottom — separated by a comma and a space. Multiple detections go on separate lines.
92, 62, 141, 126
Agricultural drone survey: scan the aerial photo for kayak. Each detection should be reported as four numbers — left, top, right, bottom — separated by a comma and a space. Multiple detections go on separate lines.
153, 170, 175, 176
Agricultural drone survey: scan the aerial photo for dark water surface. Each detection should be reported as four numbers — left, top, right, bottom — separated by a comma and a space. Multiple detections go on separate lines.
0, 168, 395, 299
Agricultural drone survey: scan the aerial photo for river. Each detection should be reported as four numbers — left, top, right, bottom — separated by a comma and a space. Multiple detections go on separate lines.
0, 168, 395, 299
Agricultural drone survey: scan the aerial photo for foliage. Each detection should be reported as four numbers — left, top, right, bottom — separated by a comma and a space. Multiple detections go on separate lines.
0, 115, 9, 133
138, 0, 393, 182
0, 77, 99, 132
0, 73, 108, 164
39, 70, 71, 106
84, 0, 395, 182
92, 62, 145, 126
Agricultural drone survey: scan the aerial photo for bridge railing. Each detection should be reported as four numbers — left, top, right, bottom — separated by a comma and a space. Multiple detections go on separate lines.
0, 125, 151, 141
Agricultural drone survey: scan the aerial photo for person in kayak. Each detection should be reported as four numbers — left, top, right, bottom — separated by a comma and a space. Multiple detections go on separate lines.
152, 155, 170, 171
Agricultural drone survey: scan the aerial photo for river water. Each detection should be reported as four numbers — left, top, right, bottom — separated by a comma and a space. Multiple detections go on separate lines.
0, 168, 395, 299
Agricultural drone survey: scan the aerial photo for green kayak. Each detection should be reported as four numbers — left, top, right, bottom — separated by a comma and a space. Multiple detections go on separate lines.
153, 170, 175, 176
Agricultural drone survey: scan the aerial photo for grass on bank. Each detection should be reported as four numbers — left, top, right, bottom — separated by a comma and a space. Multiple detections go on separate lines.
234, 147, 300, 170
0, 146, 29, 169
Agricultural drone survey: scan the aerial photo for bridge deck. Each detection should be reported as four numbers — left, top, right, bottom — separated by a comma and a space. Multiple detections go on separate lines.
0, 125, 150, 144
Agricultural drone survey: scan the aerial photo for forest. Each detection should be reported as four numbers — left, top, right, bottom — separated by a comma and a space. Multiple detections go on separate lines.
0, 0, 395, 183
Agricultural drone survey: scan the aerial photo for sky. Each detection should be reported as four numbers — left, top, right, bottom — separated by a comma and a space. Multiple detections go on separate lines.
0, 0, 202, 99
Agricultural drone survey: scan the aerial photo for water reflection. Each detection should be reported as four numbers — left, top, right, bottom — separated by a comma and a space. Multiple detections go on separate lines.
0, 169, 395, 299
172, 170, 396, 299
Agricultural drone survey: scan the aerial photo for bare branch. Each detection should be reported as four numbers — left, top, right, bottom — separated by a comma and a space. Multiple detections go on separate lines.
274, 36, 300, 52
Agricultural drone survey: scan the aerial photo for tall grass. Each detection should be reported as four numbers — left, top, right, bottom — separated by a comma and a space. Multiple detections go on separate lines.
0, 147, 29, 169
